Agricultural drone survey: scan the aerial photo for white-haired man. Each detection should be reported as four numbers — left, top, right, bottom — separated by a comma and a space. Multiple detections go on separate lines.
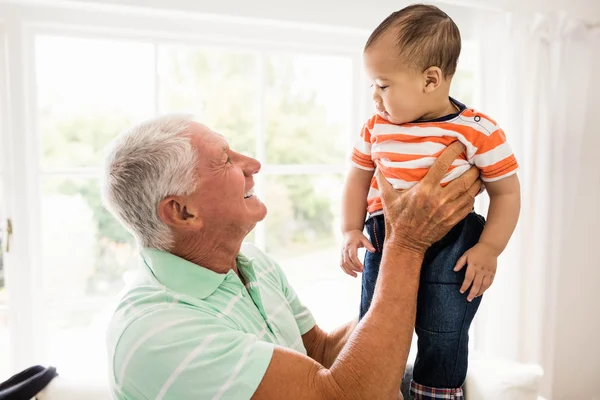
103, 114, 480, 400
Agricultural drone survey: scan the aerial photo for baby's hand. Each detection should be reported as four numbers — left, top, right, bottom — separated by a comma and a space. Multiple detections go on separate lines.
340, 229, 375, 277
454, 242, 498, 302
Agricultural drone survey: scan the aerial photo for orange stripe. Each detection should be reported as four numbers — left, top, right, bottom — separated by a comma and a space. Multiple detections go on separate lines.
398, 122, 490, 146
479, 155, 518, 178
372, 134, 457, 146
379, 164, 460, 182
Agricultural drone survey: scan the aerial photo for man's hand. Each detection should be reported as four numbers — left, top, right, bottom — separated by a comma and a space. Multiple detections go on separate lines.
375, 141, 482, 254
340, 229, 375, 277
454, 242, 498, 301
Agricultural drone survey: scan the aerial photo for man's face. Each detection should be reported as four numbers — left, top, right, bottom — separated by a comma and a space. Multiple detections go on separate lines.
186, 122, 267, 234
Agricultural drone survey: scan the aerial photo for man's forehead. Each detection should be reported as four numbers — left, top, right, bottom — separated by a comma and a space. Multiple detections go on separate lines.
189, 124, 229, 149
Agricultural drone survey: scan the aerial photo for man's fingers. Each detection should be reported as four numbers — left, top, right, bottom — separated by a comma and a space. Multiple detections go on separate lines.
445, 201, 474, 229
445, 166, 480, 201
374, 164, 395, 201
454, 254, 468, 272
422, 141, 466, 187
468, 274, 484, 302
460, 267, 475, 294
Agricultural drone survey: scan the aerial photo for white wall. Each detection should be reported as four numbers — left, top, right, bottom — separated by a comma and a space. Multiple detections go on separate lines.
549, 46, 600, 400
53, 0, 600, 26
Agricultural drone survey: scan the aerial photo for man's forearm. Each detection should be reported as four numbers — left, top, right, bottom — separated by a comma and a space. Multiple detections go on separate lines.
326, 245, 423, 399
321, 318, 358, 368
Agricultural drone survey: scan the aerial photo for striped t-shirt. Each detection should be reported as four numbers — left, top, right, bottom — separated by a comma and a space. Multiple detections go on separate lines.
351, 99, 519, 215
107, 244, 316, 400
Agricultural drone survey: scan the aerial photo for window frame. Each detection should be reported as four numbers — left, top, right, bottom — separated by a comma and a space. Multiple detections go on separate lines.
0, 0, 481, 377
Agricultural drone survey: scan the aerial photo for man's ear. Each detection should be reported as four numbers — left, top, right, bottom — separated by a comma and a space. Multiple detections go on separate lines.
423, 66, 443, 93
157, 195, 203, 230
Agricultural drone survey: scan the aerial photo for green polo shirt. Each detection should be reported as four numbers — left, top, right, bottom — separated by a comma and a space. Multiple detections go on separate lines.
107, 244, 316, 400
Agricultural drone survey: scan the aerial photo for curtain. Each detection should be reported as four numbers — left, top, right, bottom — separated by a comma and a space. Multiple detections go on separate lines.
471, 10, 600, 397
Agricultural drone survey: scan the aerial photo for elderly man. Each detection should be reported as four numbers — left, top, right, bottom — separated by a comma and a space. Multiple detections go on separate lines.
103, 114, 480, 400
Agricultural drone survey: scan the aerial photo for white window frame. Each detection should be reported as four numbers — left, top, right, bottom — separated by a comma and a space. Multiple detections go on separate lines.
0, 1, 369, 373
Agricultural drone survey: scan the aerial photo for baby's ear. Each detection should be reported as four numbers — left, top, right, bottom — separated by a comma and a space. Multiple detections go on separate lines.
423, 66, 443, 92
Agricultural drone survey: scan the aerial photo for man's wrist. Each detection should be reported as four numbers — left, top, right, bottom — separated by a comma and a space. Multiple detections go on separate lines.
384, 233, 429, 257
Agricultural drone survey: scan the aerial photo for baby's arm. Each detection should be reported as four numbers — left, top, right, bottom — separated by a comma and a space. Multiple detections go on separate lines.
340, 166, 375, 277
479, 174, 521, 255
454, 174, 520, 301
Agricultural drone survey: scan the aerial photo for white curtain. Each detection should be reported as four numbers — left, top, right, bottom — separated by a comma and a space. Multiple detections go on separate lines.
471, 10, 600, 397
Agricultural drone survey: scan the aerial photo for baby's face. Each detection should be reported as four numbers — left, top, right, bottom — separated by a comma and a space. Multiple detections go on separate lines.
363, 34, 430, 125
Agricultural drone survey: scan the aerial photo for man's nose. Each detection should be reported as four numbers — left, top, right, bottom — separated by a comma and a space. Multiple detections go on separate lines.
242, 154, 261, 176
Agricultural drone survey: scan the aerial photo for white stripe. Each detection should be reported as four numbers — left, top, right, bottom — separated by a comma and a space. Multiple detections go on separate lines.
373, 141, 446, 156
353, 139, 372, 155
379, 157, 468, 169
458, 114, 498, 135
245, 281, 259, 289
367, 187, 380, 200
256, 265, 276, 280
440, 164, 471, 184
294, 309, 311, 322
218, 292, 244, 318
290, 336, 304, 352
270, 301, 289, 319
472, 141, 514, 167
211, 339, 255, 400
384, 178, 417, 190
117, 317, 196, 386
155, 333, 218, 400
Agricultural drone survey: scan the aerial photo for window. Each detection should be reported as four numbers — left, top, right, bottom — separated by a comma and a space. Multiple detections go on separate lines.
32, 31, 358, 379
36, 36, 155, 381
2, 2, 478, 382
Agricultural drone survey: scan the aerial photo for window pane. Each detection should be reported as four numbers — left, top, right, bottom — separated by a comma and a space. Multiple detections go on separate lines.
0, 181, 9, 379
264, 174, 359, 330
158, 45, 258, 157
36, 36, 155, 170
41, 176, 136, 381
265, 54, 353, 165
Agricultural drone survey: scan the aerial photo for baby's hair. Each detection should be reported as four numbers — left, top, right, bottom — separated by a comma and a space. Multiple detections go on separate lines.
365, 4, 461, 78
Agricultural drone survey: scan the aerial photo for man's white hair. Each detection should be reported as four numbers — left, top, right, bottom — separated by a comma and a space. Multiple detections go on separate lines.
101, 114, 198, 251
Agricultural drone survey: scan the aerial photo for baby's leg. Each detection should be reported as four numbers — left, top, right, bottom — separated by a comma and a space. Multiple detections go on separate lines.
411, 212, 485, 396
359, 215, 384, 320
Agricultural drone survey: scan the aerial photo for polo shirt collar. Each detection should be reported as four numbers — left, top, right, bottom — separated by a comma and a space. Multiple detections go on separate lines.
140, 248, 253, 299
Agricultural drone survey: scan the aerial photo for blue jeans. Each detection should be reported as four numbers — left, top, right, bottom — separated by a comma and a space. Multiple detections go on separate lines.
359, 212, 485, 390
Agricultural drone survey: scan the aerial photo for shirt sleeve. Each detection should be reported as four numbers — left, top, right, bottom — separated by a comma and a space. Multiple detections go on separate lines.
472, 127, 519, 182
351, 117, 377, 171
278, 270, 317, 335
112, 307, 274, 400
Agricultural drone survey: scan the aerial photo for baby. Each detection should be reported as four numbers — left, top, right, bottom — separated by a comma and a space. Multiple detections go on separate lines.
340, 4, 520, 398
